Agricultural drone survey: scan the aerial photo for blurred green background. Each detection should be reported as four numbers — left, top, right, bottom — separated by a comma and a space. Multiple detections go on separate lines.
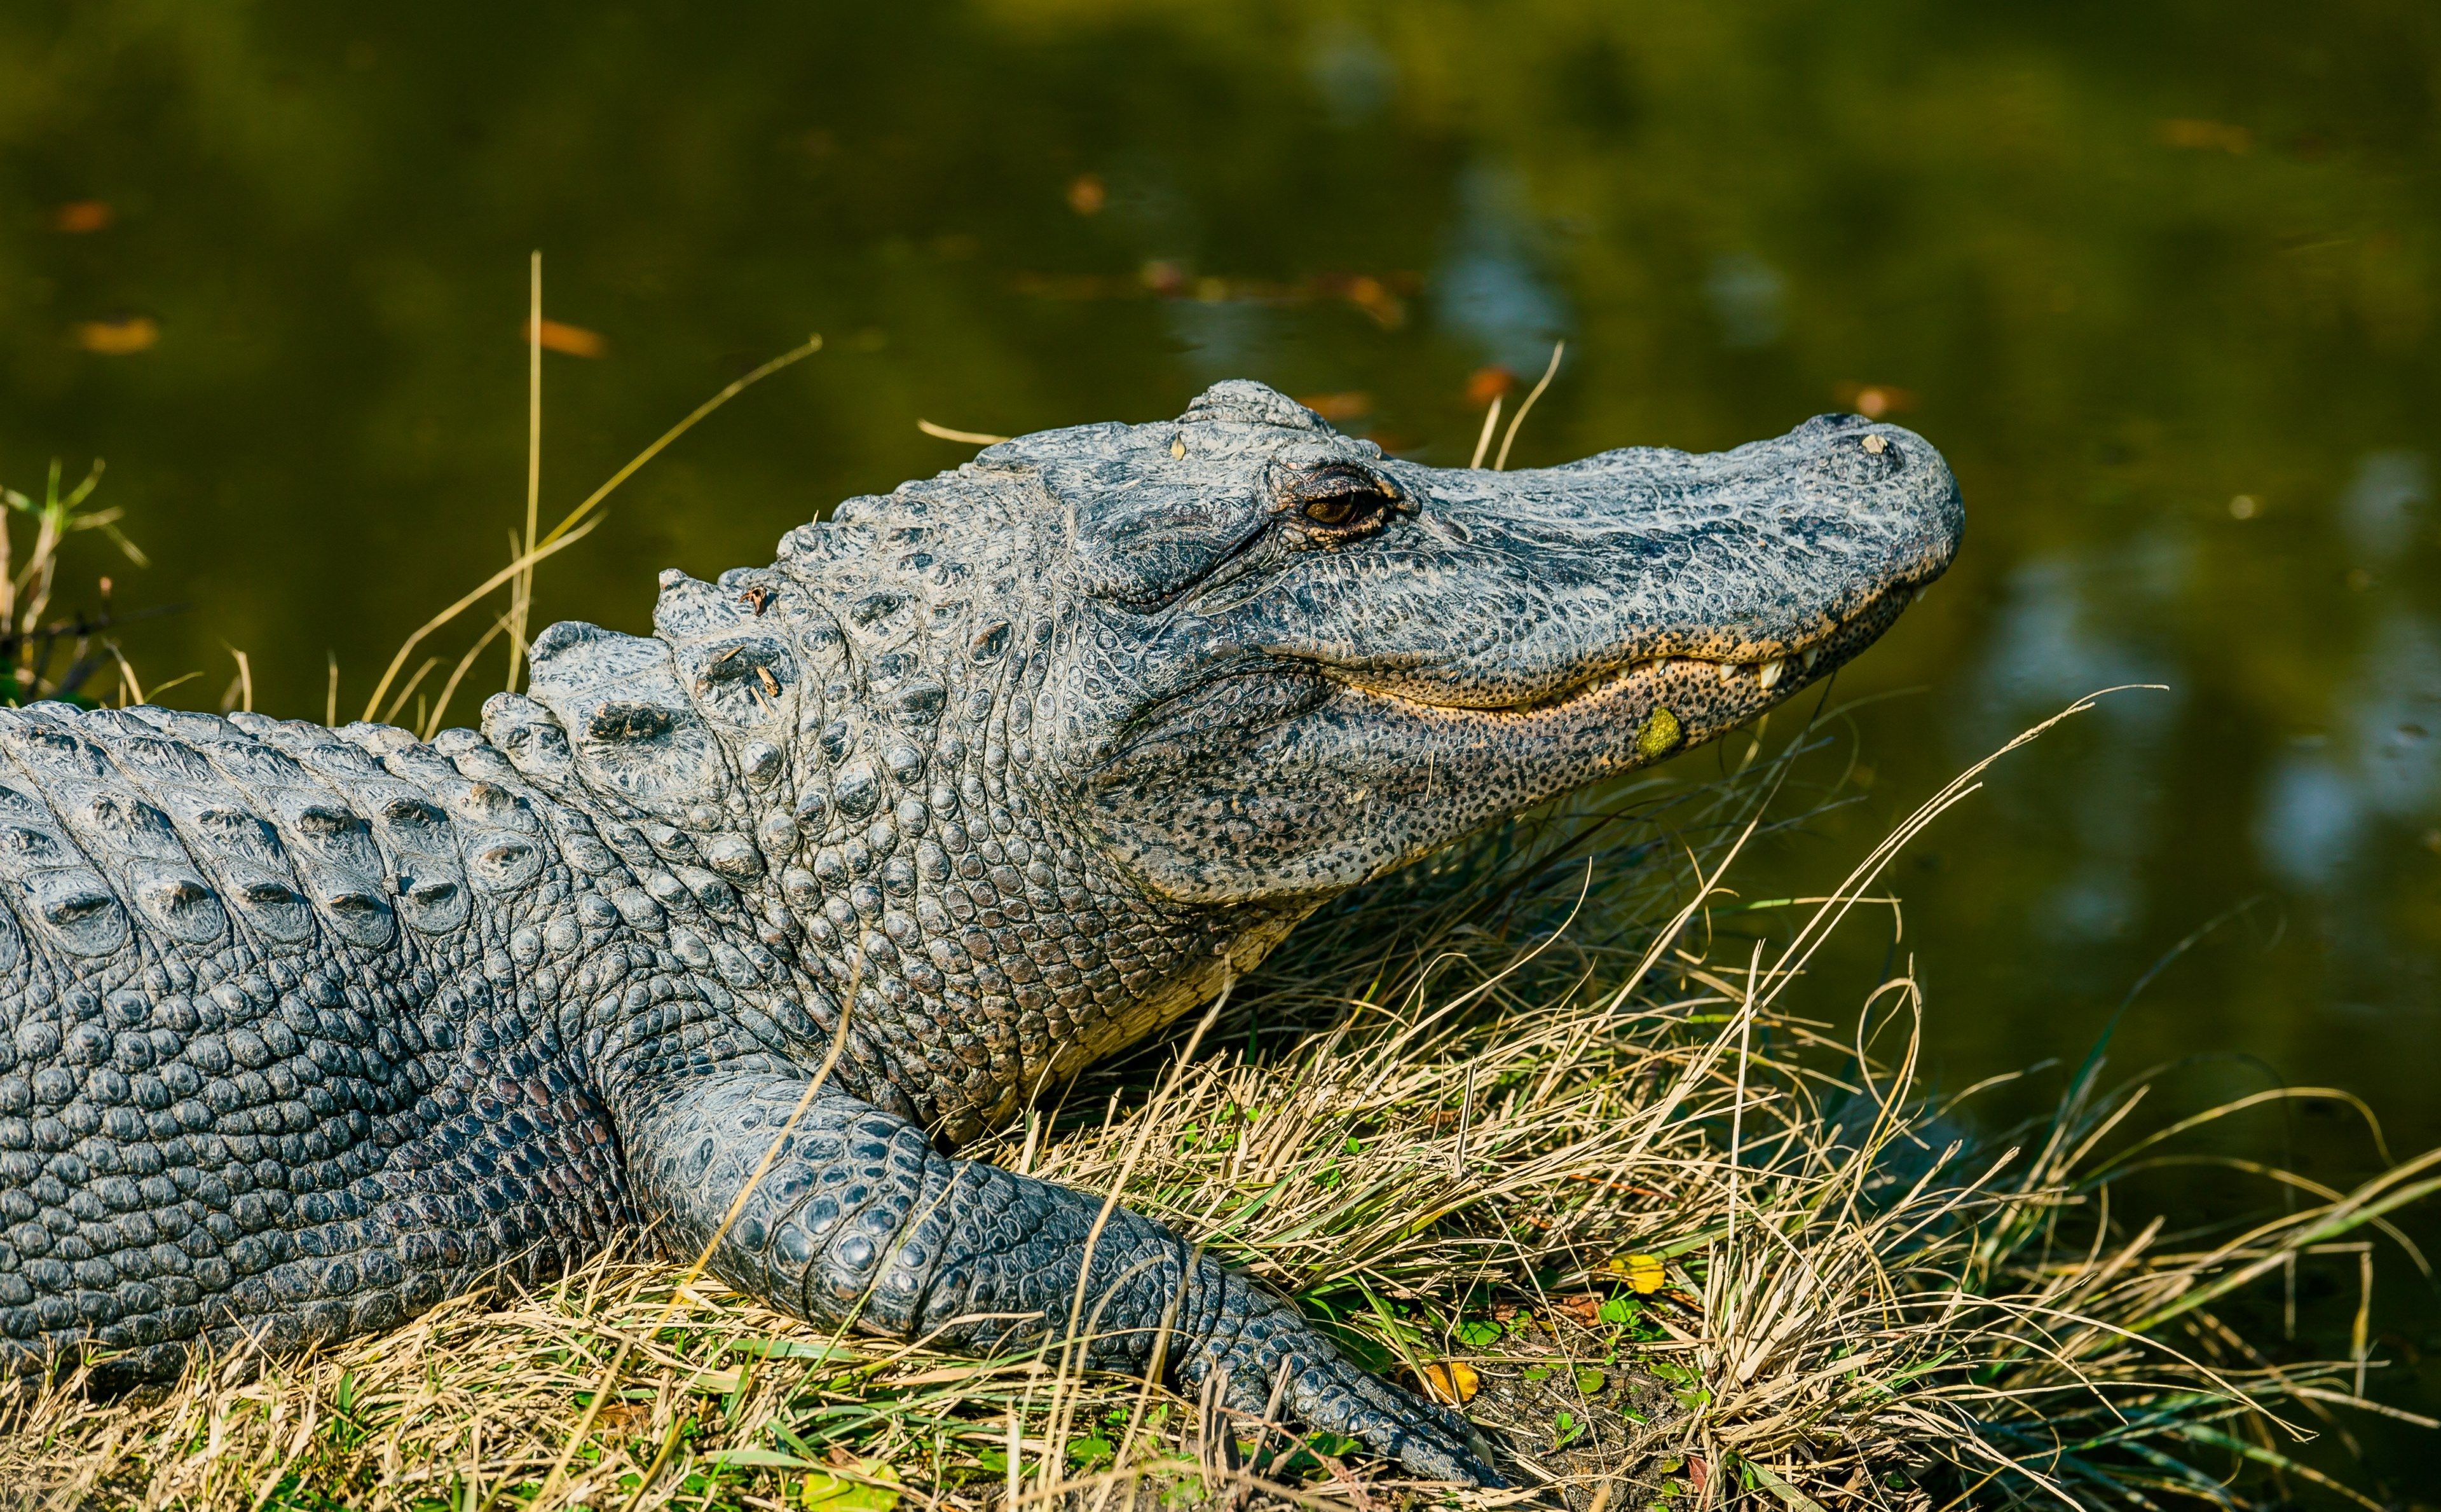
1, 0, 2437, 1487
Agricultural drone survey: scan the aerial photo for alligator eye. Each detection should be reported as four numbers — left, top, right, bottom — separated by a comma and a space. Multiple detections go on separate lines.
1292, 470, 1397, 535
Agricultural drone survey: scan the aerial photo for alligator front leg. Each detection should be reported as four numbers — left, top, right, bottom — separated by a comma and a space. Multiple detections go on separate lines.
626, 1070, 1499, 1485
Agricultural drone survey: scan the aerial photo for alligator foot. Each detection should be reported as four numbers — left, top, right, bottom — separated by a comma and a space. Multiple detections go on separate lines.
1181, 1267, 1501, 1485
627, 1070, 1503, 1486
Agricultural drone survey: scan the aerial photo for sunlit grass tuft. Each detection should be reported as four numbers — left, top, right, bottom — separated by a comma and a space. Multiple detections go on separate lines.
0, 456, 159, 709
4, 709, 2431, 1511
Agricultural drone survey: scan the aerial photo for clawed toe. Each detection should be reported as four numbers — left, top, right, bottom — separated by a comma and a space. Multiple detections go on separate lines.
1294, 1352, 1506, 1487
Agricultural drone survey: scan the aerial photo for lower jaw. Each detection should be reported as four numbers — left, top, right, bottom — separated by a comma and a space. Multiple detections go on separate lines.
1345, 585, 1917, 758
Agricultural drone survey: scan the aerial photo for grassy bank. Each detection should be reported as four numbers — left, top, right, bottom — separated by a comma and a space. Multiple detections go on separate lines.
6, 711, 2431, 1511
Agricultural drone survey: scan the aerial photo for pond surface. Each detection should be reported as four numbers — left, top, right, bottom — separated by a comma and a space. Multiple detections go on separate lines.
3, 0, 2438, 1473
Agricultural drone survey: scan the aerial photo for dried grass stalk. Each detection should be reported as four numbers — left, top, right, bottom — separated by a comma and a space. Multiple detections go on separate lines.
4, 710, 2427, 1511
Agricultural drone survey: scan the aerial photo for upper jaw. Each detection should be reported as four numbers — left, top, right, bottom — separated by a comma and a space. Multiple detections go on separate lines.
1298, 415, 1961, 715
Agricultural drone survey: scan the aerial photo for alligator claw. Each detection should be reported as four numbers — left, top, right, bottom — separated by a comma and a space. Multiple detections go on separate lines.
1192, 1293, 1505, 1487
1280, 1348, 1506, 1487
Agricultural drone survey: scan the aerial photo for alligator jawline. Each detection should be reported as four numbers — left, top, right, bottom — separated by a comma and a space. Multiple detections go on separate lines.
1324, 583, 1922, 718
1329, 648, 1815, 719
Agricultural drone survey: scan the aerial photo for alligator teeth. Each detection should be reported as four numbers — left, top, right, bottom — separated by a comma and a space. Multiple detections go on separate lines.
1756, 658, 1785, 691
1802, 648, 1821, 671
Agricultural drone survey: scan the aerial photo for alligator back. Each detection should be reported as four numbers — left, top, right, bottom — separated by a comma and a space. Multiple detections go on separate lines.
0, 704, 626, 1382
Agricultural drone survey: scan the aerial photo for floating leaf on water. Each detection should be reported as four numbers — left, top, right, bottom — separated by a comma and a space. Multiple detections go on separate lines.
1467, 365, 1517, 405
53, 201, 113, 233
1831, 381, 1918, 418
1296, 391, 1372, 423
1341, 274, 1405, 328
1418, 1359, 1480, 1404
74, 317, 158, 355
2157, 118, 2253, 154
1065, 174, 1106, 214
524, 317, 608, 357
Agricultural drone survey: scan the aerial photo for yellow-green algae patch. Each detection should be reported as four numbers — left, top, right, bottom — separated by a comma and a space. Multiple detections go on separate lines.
1635, 704, 1683, 761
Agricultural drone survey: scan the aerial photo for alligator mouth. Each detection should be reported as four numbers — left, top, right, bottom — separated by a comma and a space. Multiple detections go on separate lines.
1102, 579, 1924, 784
1327, 582, 1918, 724
1466, 647, 1819, 714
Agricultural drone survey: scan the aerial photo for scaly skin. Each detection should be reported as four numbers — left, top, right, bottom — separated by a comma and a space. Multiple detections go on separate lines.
0, 383, 1960, 1483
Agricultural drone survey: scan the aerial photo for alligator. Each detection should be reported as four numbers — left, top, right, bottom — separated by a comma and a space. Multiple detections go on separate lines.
0, 382, 1959, 1483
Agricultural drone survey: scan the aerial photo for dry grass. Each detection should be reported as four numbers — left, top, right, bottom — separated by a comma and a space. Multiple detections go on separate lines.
0, 456, 160, 710
4, 707, 2435, 1511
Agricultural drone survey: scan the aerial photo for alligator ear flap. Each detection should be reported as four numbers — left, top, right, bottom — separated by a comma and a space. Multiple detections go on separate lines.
519, 620, 733, 820
1179, 380, 1334, 434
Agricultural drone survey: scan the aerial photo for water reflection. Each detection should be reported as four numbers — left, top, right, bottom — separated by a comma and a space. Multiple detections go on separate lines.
1304, 20, 1395, 126
1967, 547, 2181, 944
2262, 608, 2441, 889
1703, 251, 1786, 350
1435, 164, 1569, 373
2341, 448, 2430, 561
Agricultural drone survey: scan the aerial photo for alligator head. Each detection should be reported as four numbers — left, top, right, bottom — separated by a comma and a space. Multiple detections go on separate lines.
485, 380, 1960, 1131
1048, 381, 1960, 901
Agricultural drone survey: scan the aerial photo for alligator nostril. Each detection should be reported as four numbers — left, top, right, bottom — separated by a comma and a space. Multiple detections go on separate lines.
1812, 427, 1908, 487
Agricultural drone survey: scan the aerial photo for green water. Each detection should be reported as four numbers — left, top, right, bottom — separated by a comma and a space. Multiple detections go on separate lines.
4, 0, 2438, 1483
